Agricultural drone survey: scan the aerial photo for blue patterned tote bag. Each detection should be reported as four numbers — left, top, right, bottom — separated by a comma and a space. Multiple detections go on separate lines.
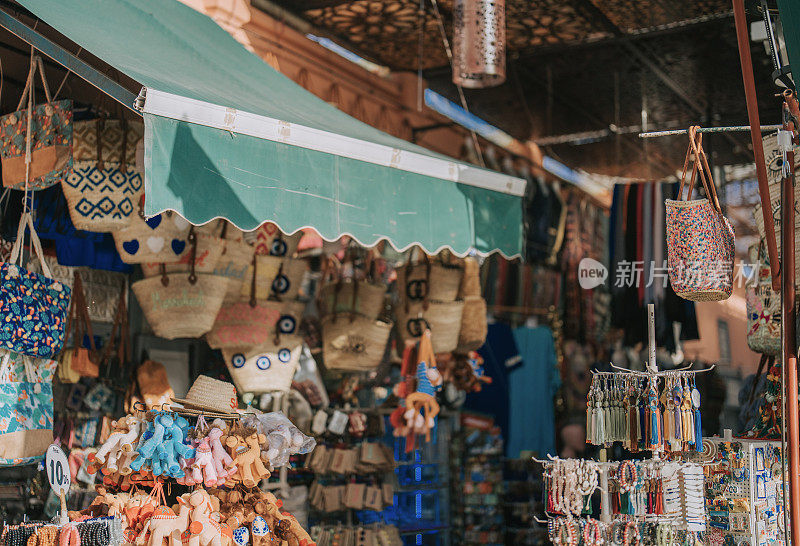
61, 118, 143, 232
0, 213, 71, 358
0, 350, 54, 466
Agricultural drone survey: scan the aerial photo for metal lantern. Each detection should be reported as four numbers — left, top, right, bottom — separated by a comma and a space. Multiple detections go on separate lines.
452, 0, 506, 89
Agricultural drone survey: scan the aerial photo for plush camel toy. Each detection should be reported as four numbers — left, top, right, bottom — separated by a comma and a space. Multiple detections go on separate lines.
207, 426, 235, 480
91, 415, 141, 471
257, 491, 315, 546
187, 489, 230, 546
225, 429, 269, 487
135, 493, 191, 546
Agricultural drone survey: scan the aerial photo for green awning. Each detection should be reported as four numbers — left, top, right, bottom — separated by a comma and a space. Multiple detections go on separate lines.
16, 0, 525, 257
778, 0, 800, 91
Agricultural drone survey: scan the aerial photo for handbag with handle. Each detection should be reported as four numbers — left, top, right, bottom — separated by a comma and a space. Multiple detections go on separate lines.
62, 117, 144, 232
0, 213, 71, 358
746, 242, 780, 356
0, 56, 72, 190
665, 127, 735, 301
62, 271, 100, 378
0, 348, 55, 466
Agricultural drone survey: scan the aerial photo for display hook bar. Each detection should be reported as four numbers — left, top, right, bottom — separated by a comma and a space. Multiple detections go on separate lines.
639, 124, 782, 138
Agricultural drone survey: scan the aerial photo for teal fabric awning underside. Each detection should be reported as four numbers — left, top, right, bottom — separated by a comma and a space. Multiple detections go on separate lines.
17, 0, 525, 257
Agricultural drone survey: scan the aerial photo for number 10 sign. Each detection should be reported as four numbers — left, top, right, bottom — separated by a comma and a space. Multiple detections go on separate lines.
45, 444, 70, 496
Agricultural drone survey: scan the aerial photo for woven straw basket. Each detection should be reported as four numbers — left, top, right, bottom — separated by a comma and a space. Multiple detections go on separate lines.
132, 274, 229, 339
317, 279, 386, 319
397, 262, 463, 303
214, 238, 255, 302
457, 296, 487, 352
206, 300, 283, 349
239, 256, 308, 302
321, 313, 393, 371
113, 210, 190, 264
61, 160, 143, 232
459, 257, 481, 298
141, 233, 225, 276
223, 343, 301, 394
396, 300, 464, 353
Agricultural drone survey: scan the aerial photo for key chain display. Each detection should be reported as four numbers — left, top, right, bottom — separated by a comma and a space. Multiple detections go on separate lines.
586, 371, 704, 453
703, 438, 786, 546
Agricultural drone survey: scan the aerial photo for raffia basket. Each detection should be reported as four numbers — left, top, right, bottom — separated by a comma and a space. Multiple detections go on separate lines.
213, 237, 255, 302
239, 256, 308, 302
754, 202, 800, 287
397, 261, 463, 303
457, 296, 487, 352
321, 313, 393, 371
395, 300, 464, 354
141, 233, 225, 276
317, 279, 386, 319
223, 343, 301, 394
459, 257, 481, 298
112, 210, 190, 264
206, 300, 283, 349
132, 274, 229, 339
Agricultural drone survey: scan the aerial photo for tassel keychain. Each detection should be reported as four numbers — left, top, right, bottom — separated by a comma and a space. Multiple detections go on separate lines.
681, 376, 695, 447
691, 375, 703, 451
672, 377, 683, 447
661, 379, 674, 452
647, 379, 662, 451
586, 378, 596, 444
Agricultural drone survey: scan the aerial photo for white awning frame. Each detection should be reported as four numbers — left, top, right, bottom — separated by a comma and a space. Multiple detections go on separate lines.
138, 87, 527, 197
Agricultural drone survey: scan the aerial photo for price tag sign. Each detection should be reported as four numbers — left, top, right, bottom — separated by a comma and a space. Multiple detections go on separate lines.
45, 444, 70, 496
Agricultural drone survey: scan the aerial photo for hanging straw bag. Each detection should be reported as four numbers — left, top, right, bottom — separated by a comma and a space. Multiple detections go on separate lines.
140, 229, 225, 277
321, 313, 393, 371
112, 202, 191, 264
238, 255, 307, 302
396, 251, 463, 304
208, 221, 254, 301
132, 239, 229, 339
746, 242, 781, 356
206, 256, 284, 349
317, 255, 386, 319
0, 350, 54, 466
62, 118, 143, 232
753, 132, 800, 286
395, 300, 464, 354
457, 296, 487, 352
665, 127, 735, 301
0, 213, 71, 358
61, 271, 100, 378
0, 56, 73, 190
223, 342, 302, 394
72, 118, 143, 164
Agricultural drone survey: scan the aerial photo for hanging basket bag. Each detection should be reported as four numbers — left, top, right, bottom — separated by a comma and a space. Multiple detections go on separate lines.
318, 279, 386, 320
0, 213, 71, 358
665, 127, 735, 302
223, 342, 302, 394
61, 118, 143, 232
746, 242, 781, 356
321, 313, 393, 371
208, 221, 254, 302
238, 255, 307, 302
247, 300, 306, 354
396, 252, 463, 304
132, 247, 229, 339
395, 300, 464, 354
112, 206, 191, 264
0, 56, 73, 190
457, 296, 488, 352
140, 232, 225, 277
72, 118, 143, 164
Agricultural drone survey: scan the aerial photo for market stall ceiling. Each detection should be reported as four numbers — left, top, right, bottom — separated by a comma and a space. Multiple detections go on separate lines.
269, 0, 783, 181
7, 0, 525, 258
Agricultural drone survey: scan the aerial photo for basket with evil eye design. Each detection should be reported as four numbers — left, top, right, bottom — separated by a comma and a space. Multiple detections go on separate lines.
223, 342, 302, 393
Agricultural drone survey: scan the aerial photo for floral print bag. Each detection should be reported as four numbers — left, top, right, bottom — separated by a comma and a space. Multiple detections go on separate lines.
0, 56, 72, 190
0, 212, 71, 358
0, 349, 55, 466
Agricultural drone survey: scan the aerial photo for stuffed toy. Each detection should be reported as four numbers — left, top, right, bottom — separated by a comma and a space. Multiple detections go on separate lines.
233, 431, 270, 487
91, 415, 141, 472
207, 425, 235, 480
187, 489, 230, 546
192, 439, 219, 487
135, 493, 191, 546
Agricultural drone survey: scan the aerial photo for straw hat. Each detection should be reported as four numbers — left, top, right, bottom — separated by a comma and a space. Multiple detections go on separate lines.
170, 375, 239, 415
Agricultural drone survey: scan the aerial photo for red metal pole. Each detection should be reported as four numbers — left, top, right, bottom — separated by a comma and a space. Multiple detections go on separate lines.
782, 90, 799, 546
732, 0, 781, 292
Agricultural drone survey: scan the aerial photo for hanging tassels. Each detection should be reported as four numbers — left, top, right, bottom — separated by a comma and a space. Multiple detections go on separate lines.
692, 377, 703, 452
647, 380, 662, 451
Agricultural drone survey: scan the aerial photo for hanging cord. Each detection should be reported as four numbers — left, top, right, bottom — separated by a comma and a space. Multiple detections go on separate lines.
428, 0, 485, 167
416, 0, 425, 112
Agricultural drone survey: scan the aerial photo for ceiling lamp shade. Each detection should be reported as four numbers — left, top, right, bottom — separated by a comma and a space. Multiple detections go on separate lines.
452, 0, 506, 88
